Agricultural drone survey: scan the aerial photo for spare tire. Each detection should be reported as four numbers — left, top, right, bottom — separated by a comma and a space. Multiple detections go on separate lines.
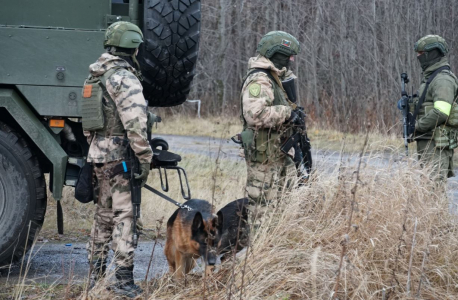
138, 0, 201, 107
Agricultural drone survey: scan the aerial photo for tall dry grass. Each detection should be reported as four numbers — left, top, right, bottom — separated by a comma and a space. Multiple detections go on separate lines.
29, 120, 458, 299
147, 148, 458, 299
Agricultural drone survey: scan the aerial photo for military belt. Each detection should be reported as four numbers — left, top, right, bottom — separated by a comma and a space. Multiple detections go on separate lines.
109, 160, 134, 178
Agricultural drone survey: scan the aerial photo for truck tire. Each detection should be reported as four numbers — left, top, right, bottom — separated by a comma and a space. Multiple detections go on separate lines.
0, 122, 47, 267
138, 0, 201, 107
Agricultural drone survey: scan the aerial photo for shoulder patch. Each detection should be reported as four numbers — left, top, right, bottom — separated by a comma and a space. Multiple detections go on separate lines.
249, 83, 261, 97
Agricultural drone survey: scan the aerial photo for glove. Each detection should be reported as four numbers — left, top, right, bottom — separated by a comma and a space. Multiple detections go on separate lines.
285, 110, 299, 124
295, 107, 306, 119
134, 163, 150, 187
294, 108, 306, 127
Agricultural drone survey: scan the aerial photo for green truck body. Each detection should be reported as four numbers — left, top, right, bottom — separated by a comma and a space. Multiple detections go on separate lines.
0, 0, 201, 266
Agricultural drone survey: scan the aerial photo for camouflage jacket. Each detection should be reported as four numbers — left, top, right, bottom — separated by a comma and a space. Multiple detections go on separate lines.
84, 53, 153, 164
414, 57, 458, 139
241, 55, 294, 129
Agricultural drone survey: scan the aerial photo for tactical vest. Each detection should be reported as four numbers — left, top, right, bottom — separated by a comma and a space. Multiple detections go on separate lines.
240, 69, 293, 163
82, 68, 125, 136
412, 66, 458, 148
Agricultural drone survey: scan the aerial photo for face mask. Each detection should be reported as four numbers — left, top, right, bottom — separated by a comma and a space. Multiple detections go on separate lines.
417, 49, 443, 71
270, 53, 291, 70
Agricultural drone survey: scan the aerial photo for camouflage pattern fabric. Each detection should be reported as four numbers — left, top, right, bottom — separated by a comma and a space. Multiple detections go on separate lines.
257, 31, 301, 58
414, 34, 449, 55
86, 161, 141, 268
417, 139, 454, 181
413, 57, 458, 140
241, 55, 298, 209
84, 53, 153, 164
241, 55, 293, 128
245, 157, 296, 205
411, 57, 457, 180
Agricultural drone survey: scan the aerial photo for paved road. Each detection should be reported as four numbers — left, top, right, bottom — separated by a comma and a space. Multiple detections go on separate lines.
2, 134, 457, 285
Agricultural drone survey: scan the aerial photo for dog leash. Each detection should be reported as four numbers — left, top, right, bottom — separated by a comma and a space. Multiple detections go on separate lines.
144, 184, 193, 211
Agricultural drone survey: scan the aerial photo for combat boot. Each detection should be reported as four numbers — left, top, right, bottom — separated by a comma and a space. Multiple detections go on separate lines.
111, 266, 143, 298
89, 258, 106, 289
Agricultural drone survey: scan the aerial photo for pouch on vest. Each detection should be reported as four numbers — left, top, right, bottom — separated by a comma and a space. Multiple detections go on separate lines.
81, 81, 105, 131
74, 162, 94, 204
433, 125, 450, 149
253, 129, 282, 163
448, 102, 458, 127
424, 103, 434, 116
254, 129, 268, 163
241, 128, 254, 160
449, 129, 458, 150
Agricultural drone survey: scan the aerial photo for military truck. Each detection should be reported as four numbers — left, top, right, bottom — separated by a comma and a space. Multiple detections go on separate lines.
0, 0, 201, 266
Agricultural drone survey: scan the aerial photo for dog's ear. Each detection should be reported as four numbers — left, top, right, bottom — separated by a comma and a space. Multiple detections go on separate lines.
216, 211, 224, 232
192, 212, 203, 232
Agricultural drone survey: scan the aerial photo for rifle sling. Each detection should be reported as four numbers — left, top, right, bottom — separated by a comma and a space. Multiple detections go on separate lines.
110, 160, 192, 210
144, 184, 193, 211
412, 66, 450, 122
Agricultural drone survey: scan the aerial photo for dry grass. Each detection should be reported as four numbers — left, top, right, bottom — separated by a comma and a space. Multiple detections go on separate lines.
145, 148, 458, 299
154, 115, 242, 139
12, 119, 458, 299
153, 115, 404, 153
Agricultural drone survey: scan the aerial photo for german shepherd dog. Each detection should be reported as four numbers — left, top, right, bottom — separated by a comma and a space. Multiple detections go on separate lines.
215, 198, 250, 262
165, 199, 223, 279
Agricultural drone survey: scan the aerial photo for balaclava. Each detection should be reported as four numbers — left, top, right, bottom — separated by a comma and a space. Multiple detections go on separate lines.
417, 49, 444, 72
269, 52, 291, 70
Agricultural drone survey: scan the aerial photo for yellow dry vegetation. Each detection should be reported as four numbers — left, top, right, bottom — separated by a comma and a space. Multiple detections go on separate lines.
23, 117, 458, 299
154, 115, 405, 153
145, 148, 458, 299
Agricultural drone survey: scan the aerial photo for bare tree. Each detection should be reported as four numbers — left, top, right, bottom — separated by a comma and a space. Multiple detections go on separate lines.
186, 0, 457, 132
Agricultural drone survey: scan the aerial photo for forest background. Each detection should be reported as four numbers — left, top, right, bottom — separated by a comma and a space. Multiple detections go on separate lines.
182, 0, 458, 132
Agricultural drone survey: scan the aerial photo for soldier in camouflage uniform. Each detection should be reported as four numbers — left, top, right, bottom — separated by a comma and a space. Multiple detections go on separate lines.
411, 35, 458, 181
82, 21, 152, 298
240, 31, 301, 220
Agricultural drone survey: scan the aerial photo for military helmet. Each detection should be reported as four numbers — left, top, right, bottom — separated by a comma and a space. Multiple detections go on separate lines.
104, 21, 144, 49
257, 31, 300, 58
414, 35, 449, 55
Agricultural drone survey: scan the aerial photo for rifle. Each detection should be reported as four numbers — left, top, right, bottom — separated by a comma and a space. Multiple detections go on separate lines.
397, 73, 414, 156
281, 78, 313, 178
125, 146, 141, 249
125, 111, 160, 249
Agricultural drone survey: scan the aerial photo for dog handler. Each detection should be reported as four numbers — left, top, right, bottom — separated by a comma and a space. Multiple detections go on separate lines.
82, 21, 152, 298
239, 31, 301, 220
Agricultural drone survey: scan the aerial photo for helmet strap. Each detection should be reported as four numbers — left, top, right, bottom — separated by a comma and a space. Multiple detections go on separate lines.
131, 54, 144, 82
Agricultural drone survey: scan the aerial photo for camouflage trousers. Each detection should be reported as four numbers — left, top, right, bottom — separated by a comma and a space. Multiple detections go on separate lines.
245, 156, 296, 208
86, 160, 138, 268
417, 139, 454, 182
